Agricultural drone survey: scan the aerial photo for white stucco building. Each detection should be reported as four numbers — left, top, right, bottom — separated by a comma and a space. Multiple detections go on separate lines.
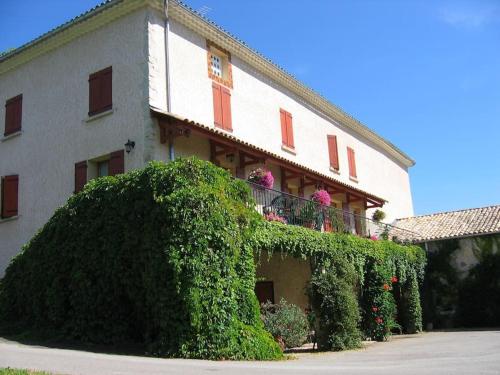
0, 0, 415, 275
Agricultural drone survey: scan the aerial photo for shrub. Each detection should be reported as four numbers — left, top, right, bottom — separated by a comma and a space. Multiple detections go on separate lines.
361, 260, 399, 341
0, 158, 282, 360
372, 209, 386, 222
261, 299, 309, 349
309, 258, 362, 351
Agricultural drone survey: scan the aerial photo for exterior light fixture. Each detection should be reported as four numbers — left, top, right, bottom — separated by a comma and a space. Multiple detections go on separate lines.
226, 153, 235, 163
125, 139, 135, 153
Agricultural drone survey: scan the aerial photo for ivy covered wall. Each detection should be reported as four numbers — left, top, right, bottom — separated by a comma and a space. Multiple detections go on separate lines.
0, 158, 427, 358
251, 221, 426, 349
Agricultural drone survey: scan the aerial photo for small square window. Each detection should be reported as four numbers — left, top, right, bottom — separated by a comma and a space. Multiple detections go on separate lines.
207, 41, 233, 88
210, 54, 222, 78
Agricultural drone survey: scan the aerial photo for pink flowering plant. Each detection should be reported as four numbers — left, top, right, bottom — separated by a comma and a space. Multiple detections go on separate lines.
311, 189, 331, 207
264, 212, 287, 224
248, 168, 274, 189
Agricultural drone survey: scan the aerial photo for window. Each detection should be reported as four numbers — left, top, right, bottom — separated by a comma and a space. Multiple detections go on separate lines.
97, 161, 109, 177
74, 150, 124, 193
279, 109, 294, 149
88, 66, 112, 116
1, 175, 19, 218
4, 94, 22, 136
210, 54, 222, 78
207, 41, 233, 88
347, 147, 357, 179
327, 135, 339, 170
212, 83, 232, 131
255, 281, 275, 305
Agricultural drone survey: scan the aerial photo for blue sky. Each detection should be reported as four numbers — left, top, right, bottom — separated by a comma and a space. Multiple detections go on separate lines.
1, 0, 499, 216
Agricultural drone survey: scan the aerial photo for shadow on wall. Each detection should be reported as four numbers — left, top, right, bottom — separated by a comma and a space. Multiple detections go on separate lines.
422, 234, 500, 329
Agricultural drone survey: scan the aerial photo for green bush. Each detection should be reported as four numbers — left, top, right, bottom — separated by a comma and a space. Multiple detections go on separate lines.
261, 299, 309, 349
309, 257, 362, 351
360, 260, 398, 341
0, 158, 282, 360
251, 221, 425, 344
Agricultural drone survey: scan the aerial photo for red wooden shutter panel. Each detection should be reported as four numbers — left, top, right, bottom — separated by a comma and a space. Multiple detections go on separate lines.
100, 67, 112, 112
88, 67, 112, 116
212, 83, 223, 128
4, 95, 22, 136
2, 175, 19, 218
74, 161, 87, 193
109, 150, 124, 176
285, 112, 294, 148
280, 109, 287, 145
328, 135, 339, 169
221, 87, 232, 130
347, 147, 357, 178
88, 73, 100, 115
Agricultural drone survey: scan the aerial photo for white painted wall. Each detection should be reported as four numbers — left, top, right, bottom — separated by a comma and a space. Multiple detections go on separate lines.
152, 17, 414, 223
0, 9, 150, 275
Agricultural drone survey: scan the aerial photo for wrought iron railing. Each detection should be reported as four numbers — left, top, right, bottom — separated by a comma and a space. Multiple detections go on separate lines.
245, 180, 415, 239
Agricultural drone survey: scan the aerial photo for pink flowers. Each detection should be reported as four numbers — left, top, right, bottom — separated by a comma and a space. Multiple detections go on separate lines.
372, 306, 378, 312
248, 168, 274, 189
375, 317, 383, 325
311, 189, 331, 206
264, 212, 287, 224
391, 276, 398, 283
370, 235, 379, 241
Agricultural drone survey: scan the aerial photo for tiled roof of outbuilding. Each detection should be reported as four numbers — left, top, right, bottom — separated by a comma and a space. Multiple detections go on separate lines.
391, 205, 500, 243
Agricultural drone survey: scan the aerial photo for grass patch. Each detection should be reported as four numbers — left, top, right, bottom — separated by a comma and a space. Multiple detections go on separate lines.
0, 369, 55, 375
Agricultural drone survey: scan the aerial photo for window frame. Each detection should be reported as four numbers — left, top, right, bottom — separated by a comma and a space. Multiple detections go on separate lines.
206, 41, 233, 89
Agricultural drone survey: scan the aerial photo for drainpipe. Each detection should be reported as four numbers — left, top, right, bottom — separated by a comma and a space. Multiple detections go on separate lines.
164, 0, 174, 161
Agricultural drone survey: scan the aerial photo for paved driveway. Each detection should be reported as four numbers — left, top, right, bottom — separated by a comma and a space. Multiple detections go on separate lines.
1, 330, 500, 375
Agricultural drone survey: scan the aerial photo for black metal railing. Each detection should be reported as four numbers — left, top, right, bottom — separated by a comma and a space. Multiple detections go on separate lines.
245, 180, 413, 239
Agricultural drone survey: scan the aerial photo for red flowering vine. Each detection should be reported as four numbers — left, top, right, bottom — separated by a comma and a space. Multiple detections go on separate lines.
383, 283, 390, 291
391, 276, 398, 283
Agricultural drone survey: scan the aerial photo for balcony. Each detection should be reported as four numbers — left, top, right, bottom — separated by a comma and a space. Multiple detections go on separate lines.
246, 180, 406, 239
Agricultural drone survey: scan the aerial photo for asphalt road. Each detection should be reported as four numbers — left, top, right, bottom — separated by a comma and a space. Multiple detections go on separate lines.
1, 330, 500, 375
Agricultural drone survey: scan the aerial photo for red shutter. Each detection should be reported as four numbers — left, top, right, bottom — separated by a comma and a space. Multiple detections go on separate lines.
2, 175, 19, 218
109, 150, 124, 176
74, 161, 88, 193
347, 147, 357, 178
221, 87, 232, 130
88, 72, 101, 116
212, 83, 223, 128
100, 67, 112, 112
327, 135, 339, 170
4, 95, 22, 136
89, 67, 112, 116
285, 111, 294, 148
280, 109, 287, 145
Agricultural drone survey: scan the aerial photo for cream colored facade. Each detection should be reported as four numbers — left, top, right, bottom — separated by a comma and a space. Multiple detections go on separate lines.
0, 0, 414, 275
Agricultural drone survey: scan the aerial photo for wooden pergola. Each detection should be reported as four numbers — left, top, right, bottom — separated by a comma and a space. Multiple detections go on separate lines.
153, 109, 385, 210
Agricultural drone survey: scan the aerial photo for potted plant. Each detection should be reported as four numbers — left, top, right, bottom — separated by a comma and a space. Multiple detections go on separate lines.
247, 168, 274, 189
372, 209, 386, 223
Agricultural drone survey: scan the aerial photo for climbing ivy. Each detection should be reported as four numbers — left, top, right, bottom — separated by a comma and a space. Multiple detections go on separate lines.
250, 221, 426, 342
0, 158, 282, 360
